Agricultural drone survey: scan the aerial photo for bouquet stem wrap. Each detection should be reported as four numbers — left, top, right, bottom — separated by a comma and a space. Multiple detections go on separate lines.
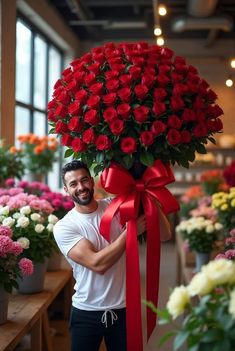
99, 160, 179, 351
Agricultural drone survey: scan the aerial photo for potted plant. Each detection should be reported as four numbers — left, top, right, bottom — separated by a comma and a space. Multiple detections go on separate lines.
176, 216, 223, 271
147, 259, 235, 351
0, 191, 59, 293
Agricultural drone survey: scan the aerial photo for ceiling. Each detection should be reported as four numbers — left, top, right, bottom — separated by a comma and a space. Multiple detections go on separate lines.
48, 0, 235, 46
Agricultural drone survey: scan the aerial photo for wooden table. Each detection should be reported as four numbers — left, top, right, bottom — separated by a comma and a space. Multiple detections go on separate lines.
0, 269, 73, 351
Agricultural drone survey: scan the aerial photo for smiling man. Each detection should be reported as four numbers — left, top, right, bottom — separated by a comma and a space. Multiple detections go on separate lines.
53, 160, 146, 351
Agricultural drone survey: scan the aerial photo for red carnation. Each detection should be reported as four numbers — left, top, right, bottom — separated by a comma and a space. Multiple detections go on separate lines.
72, 138, 87, 152
140, 131, 154, 146
96, 135, 112, 150
120, 137, 137, 154
109, 119, 124, 135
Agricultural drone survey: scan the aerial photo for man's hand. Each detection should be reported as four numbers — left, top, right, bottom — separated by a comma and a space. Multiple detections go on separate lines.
136, 214, 146, 236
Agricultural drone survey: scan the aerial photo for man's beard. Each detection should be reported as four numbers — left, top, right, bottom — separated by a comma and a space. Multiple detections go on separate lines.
71, 188, 94, 206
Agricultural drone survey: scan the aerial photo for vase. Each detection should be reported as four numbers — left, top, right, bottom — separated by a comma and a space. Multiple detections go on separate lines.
47, 251, 62, 271
18, 259, 48, 294
195, 251, 210, 272
0, 288, 9, 324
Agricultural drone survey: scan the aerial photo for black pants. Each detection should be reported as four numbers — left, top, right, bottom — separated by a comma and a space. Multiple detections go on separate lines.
69, 307, 127, 351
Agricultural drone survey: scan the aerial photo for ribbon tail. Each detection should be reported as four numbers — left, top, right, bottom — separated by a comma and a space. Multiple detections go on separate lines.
126, 220, 143, 351
144, 197, 160, 340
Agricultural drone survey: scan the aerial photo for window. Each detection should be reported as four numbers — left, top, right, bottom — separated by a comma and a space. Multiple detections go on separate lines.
15, 17, 64, 190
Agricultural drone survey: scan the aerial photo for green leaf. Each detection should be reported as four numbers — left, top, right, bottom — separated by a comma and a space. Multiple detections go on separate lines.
173, 331, 189, 350
207, 136, 216, 145
96, 152, 105, 164
196, 143, 207, 154
64, 148, 74, 158
158, 331, 176, 348
201, 329, 221, 342
121, 155, 133, 169
140, 150, 154, 167
93, 163, 104, 176
212, 339, 231, 351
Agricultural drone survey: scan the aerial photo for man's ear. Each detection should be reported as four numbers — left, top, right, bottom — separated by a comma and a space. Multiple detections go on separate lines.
64, 185, 68, 194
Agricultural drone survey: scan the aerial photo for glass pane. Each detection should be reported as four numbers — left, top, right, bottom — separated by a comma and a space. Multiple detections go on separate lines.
33, 112, 46, 136
15, 106, 30, 146
48, 46, 62, 100
16, 20, 32, 104
34, 35, 47, 109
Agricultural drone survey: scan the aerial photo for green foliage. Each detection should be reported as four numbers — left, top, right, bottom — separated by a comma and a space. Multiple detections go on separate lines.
0, 141, 25, 184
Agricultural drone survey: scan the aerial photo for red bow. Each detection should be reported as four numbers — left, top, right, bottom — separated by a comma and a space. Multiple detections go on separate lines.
99, 160, 179, 351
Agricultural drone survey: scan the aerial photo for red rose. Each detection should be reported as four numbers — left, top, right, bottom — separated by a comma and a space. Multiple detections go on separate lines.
167, 115, 182, 129
86, 95, 100, 109
180, 130, 192, 143
48, 111, 57, 122
96, 135, 112, 150
174, 63, 188, 74
171, 72, 183, 83
72, 138, 87, 152
65, 79, 77, 93
214, 104, 224, 117
151, 120, 167, 135
173, 83, 188, 95
156, 74, 170, 87
57, 90, 70, 105
68, 101, 82, 116
153, 88, 167, 101
129, 66, 142, 79
132, 57, 145, 67
195, 110, 206, 121
134, 84, 148, 99
55, 120, 69, 134
161, 47, 174, 59
167, 129, 181, 145
103, 93, 117, 106
75, 89, 88, 104
117, 88, 131, 102
109, 119, 124, 135
193, 97, 205, 110
53, 79, 63, 89
193, 122, 208, 137
82, 129, 96, 144
141, 74, 155, 88
158, 64, 171, 74
119, 74, 132, 87
89, 82, 103, 95
92, 53, 105, 64
61, 134, 73, 146
111, 64, 125, 73
80, 52, 92, 63
68, 117, 83, 132
55, 104, 68, 118
47, 99, 57, 109
170, 96, 185, 111
84, 110, 99, 125
187, 81, 199, 93
63, 72, 73, 83
214, 118, 223, 131
140, 131, 154, 146
73, 71, 85, 83
106, 79, 119, 92
117, 104, 131, 119
84, 72, 96, 86
182, 109, 196, 122
88, 63, 100, 75
133, 106, 149, 123
152, 101, 166, 116
120, 137, 137, 154
103, 107, 117, 122
104, 70, 119, 80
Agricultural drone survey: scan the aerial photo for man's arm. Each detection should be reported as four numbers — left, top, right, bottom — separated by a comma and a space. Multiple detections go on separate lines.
68, 215, 146, 274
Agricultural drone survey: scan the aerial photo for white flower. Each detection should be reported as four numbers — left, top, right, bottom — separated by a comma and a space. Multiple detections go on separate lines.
20, 206, 31, 215
166, 285, 190, 319
30, 213, 41, 221
35, 224, 45, 233
48, 214, 59, 224
17, 216, 30, 228
202, 259, 235, 286
229, 289, 235, 319
47, 223, 54, 232
13, 212, 21, 219
214, 222, 223, 231
0, 206, 9, 216
187, 271, 213, 296
17, 237, 30, 249
0, 215, 5, 222
2, 217, 15, 227
205, 224, 214, 233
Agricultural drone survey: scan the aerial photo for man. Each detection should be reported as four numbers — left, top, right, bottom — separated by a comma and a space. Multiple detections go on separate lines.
53, 160, 146, 351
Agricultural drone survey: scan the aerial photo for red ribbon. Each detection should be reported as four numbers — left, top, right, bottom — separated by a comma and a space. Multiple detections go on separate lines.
99, 160, 179, 351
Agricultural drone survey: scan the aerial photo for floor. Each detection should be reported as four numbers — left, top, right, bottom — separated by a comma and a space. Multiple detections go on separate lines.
15, 240, 179, 351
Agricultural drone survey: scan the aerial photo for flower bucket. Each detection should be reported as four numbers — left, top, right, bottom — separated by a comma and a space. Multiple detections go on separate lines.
0, 288, 9, 324
195, 251, 210, 272
18, 259, 48, 294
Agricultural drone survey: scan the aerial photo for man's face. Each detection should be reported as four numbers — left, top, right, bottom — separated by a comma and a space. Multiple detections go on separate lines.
64, 168, 94, 206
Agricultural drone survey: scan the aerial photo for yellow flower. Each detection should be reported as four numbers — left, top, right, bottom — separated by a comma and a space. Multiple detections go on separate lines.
187, 271, 213, 296
166, 285, 190, 319
220, 203, 228, 211
231, 199, 235, 207
229, 289, 235, 320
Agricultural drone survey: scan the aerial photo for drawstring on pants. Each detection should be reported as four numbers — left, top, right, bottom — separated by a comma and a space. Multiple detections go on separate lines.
101, 309, 118, 328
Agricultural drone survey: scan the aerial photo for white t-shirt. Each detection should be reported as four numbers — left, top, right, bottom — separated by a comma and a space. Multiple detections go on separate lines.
53, 198, 126, 311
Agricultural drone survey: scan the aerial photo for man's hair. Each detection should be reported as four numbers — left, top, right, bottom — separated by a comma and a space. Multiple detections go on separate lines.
62, 160, 91, 185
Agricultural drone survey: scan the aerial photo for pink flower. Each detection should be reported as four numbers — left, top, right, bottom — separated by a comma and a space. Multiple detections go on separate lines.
0, 235, 13, 256
10, 241, 23, 256
19, 258, 34, 276
215, 253, 226, 260
225, 249, 235, 260
230, 228, 235, 237
5, 178, 15, 187
0, 225, 13, 237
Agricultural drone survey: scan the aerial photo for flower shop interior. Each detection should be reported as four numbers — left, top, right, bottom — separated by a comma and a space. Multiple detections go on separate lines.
1, 0, 235, 350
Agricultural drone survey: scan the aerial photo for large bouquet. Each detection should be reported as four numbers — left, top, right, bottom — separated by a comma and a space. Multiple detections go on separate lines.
0, 225, 33, 292
47, 42, 223, 174
148, 259, 235, 351
0, 192, 58, 263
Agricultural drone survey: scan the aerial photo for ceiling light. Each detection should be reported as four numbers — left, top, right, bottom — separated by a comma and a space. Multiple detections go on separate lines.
158, 5, 167, 16
154, 25, 162, 36
226, 76, 233, 87
230, 59, 235, 68
156, 36, 164, 46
